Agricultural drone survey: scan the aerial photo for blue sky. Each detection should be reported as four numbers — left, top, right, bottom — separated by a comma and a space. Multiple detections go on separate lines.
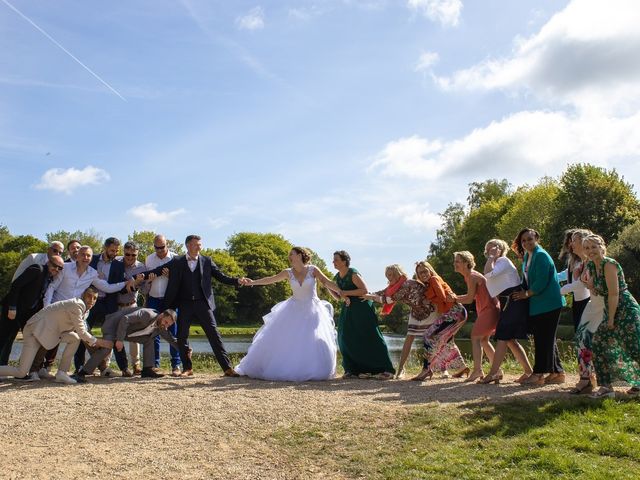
2, 0, 639, 288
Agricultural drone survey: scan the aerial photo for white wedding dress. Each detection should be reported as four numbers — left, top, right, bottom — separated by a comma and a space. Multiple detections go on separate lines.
236, 266, 337, 381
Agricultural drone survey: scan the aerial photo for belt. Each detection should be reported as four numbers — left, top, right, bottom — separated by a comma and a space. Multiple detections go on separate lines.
118, 301, 137, 307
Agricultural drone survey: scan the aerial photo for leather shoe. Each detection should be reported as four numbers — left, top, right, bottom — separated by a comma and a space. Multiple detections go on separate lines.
122, 369, 134, 378
171, 368, 182, 377
141, 367, 165, 378
224, 368, 240, 377
180, 369, 194, 377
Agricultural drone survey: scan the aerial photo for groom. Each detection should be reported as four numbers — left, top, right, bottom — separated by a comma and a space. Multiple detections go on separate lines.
162, 235, 249, 377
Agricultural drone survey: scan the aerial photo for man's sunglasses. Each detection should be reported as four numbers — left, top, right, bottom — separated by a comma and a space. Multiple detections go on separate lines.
154, 245, 166, 250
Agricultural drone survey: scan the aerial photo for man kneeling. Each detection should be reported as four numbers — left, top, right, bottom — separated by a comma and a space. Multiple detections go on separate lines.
76, 307, 179, 381
0, 286, 112, 384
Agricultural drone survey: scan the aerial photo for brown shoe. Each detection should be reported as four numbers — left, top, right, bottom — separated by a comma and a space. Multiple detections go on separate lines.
224, 368, 240, 377
133, 364, 142, 376
544, 373, 566, 385
180, 369, 194, 377
122, 369, 134, 378
171, 368, 182, 377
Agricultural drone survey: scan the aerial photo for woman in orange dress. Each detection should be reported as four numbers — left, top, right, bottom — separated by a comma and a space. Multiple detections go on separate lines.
449, 251, 499, 382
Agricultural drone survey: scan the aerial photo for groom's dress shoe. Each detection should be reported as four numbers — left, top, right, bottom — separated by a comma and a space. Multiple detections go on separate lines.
224, 368, 240, 377
141, 367, 165, 379
180, 369, 194, 377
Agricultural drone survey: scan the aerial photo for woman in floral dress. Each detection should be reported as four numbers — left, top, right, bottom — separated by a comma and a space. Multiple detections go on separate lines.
584, 234, 640, 398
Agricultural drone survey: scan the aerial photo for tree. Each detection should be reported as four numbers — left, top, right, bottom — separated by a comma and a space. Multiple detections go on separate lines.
428, 202, 467, 291
46, 229, 103, 253
609, 220, 640, 299
127, 230, 184, 260
549, 164, 640, 256
201, 248, 244, 323
496, 178, 560, 256
467, 178, 512, 210
0, 231, 47, 298
227, 233, 293, 322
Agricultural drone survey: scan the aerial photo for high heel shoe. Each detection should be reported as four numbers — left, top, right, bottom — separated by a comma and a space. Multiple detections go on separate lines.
411, 369, 433, 381
477, 372, 503, 384
569, 378, 594, 395
452, 367, 470, 379
465, 371, 484, 383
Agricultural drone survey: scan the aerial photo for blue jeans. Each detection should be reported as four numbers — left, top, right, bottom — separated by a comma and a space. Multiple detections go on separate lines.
146, 296, 181, 369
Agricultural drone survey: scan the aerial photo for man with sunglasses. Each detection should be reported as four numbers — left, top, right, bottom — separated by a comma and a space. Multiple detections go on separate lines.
11, 241, 64, 282
116, 241, 147, 374
144, 234, 182, 376
0, 255, 65, 371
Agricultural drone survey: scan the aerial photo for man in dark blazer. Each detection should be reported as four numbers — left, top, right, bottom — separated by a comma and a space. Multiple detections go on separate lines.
162, 234, 249, 377
0, 255, 65, 366
75, 237, 129, 374
76, 307, 180, 380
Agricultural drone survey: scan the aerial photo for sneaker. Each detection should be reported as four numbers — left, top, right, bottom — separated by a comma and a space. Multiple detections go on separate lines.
54, 371, 77, 384
29, 371, 41, 381
121, 369, 134, 378
38, 368, 55, 380
141, 367, 165, 378
101, 367, 116, 378
71, 373, 87, 384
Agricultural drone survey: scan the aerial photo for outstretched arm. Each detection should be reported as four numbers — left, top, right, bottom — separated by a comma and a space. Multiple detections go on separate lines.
311, 266, 342, 294
248, 270, 290, 286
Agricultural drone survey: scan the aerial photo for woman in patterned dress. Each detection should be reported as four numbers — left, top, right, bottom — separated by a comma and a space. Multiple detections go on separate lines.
583, 234, 640, 398
331, 251, 395, 379
364, 264, 437, 379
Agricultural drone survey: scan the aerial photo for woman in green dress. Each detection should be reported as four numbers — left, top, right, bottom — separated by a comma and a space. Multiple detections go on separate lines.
583, 234, 640, 398
331, 251, 395, 379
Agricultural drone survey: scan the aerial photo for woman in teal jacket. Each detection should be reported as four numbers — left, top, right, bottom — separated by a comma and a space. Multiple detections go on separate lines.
511, 228, 565, 386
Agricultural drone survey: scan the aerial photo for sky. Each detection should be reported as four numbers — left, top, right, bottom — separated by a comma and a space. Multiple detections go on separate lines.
1, 0, 640, 288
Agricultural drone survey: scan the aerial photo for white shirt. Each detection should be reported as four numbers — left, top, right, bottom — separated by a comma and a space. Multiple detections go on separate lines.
484, 257, 522, 298
560, 259, 590, 301
186, 254, 199, 273
12, 253, 48, 282
145, 251, 177, 298
44, 262, 127, 306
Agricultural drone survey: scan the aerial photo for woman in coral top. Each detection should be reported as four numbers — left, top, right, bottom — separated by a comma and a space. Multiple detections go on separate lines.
413, 261, 469, 381
449, 251, 499, 382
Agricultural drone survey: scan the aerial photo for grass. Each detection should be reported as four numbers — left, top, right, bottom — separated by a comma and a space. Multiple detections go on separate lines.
269, 398, 640, 479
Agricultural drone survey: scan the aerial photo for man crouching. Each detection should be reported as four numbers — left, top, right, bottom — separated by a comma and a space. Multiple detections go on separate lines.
0, 286, 111, 384
75, 307, 180, 381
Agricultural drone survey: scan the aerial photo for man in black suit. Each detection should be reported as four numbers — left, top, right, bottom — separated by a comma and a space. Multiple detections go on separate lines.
163, 234, 250, 377
0, 255, 65, 366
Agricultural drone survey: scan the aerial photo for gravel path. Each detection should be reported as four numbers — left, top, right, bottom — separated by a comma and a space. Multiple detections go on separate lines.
1, 373, 583, 479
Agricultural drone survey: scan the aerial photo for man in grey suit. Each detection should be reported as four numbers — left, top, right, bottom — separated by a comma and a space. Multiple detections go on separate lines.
75, 307, 181, 380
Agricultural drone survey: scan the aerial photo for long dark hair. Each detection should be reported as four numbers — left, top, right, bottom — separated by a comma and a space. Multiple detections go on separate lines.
511, 228, 540, 258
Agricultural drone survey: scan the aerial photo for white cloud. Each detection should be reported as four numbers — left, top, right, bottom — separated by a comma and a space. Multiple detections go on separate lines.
408, 0, 462, 27
393, 203, 442, 230
35, 165, 110, 194
128, 203, 186, 224
369, 110, 640, 184
415, 51, 439, 72
433, 0, 640, 114
236, 6, 265, 31
208, 217, 230, 229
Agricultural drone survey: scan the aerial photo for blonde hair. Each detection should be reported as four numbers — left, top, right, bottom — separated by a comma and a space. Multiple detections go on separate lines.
453, 251, 475, 269
485, 239, 509, 257
583, 234, 607, 256
415, 260, 437, 278
385, 264, 406, 280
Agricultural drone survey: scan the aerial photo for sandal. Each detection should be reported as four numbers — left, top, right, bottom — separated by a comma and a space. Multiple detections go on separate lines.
410, 369, 433, 381
590, 386, 615, 399
373, 372, 394, 380
357, 373, 373, 379
515, 373, 531, 384
626, 387, 640, 396
569, 379, 594, 395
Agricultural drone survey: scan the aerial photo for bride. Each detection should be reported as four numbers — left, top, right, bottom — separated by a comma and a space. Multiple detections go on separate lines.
235, 247, 343, 381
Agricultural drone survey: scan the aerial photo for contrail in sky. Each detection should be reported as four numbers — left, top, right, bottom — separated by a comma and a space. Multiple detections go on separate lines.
1, 0, 126, 101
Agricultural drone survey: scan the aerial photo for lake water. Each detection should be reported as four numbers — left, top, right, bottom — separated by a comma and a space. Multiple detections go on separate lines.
9, 334, 574, 366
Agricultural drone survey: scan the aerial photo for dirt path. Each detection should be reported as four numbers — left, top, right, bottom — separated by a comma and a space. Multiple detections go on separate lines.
1, 373, 582, 479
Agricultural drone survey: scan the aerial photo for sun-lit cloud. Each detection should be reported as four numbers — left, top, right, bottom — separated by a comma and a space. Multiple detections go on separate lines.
408, 0, 463, 27
35, 166, 110, 194
433, 0, 640, 114
415, 51, 440, 72
128, 203, 186, 224
236, 6, 265, 31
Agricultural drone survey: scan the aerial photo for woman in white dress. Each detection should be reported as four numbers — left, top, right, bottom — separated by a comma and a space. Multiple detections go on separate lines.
235, 247, 343, 381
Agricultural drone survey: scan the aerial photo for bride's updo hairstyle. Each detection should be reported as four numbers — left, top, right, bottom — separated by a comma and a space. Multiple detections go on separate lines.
291, 246, 311, 264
